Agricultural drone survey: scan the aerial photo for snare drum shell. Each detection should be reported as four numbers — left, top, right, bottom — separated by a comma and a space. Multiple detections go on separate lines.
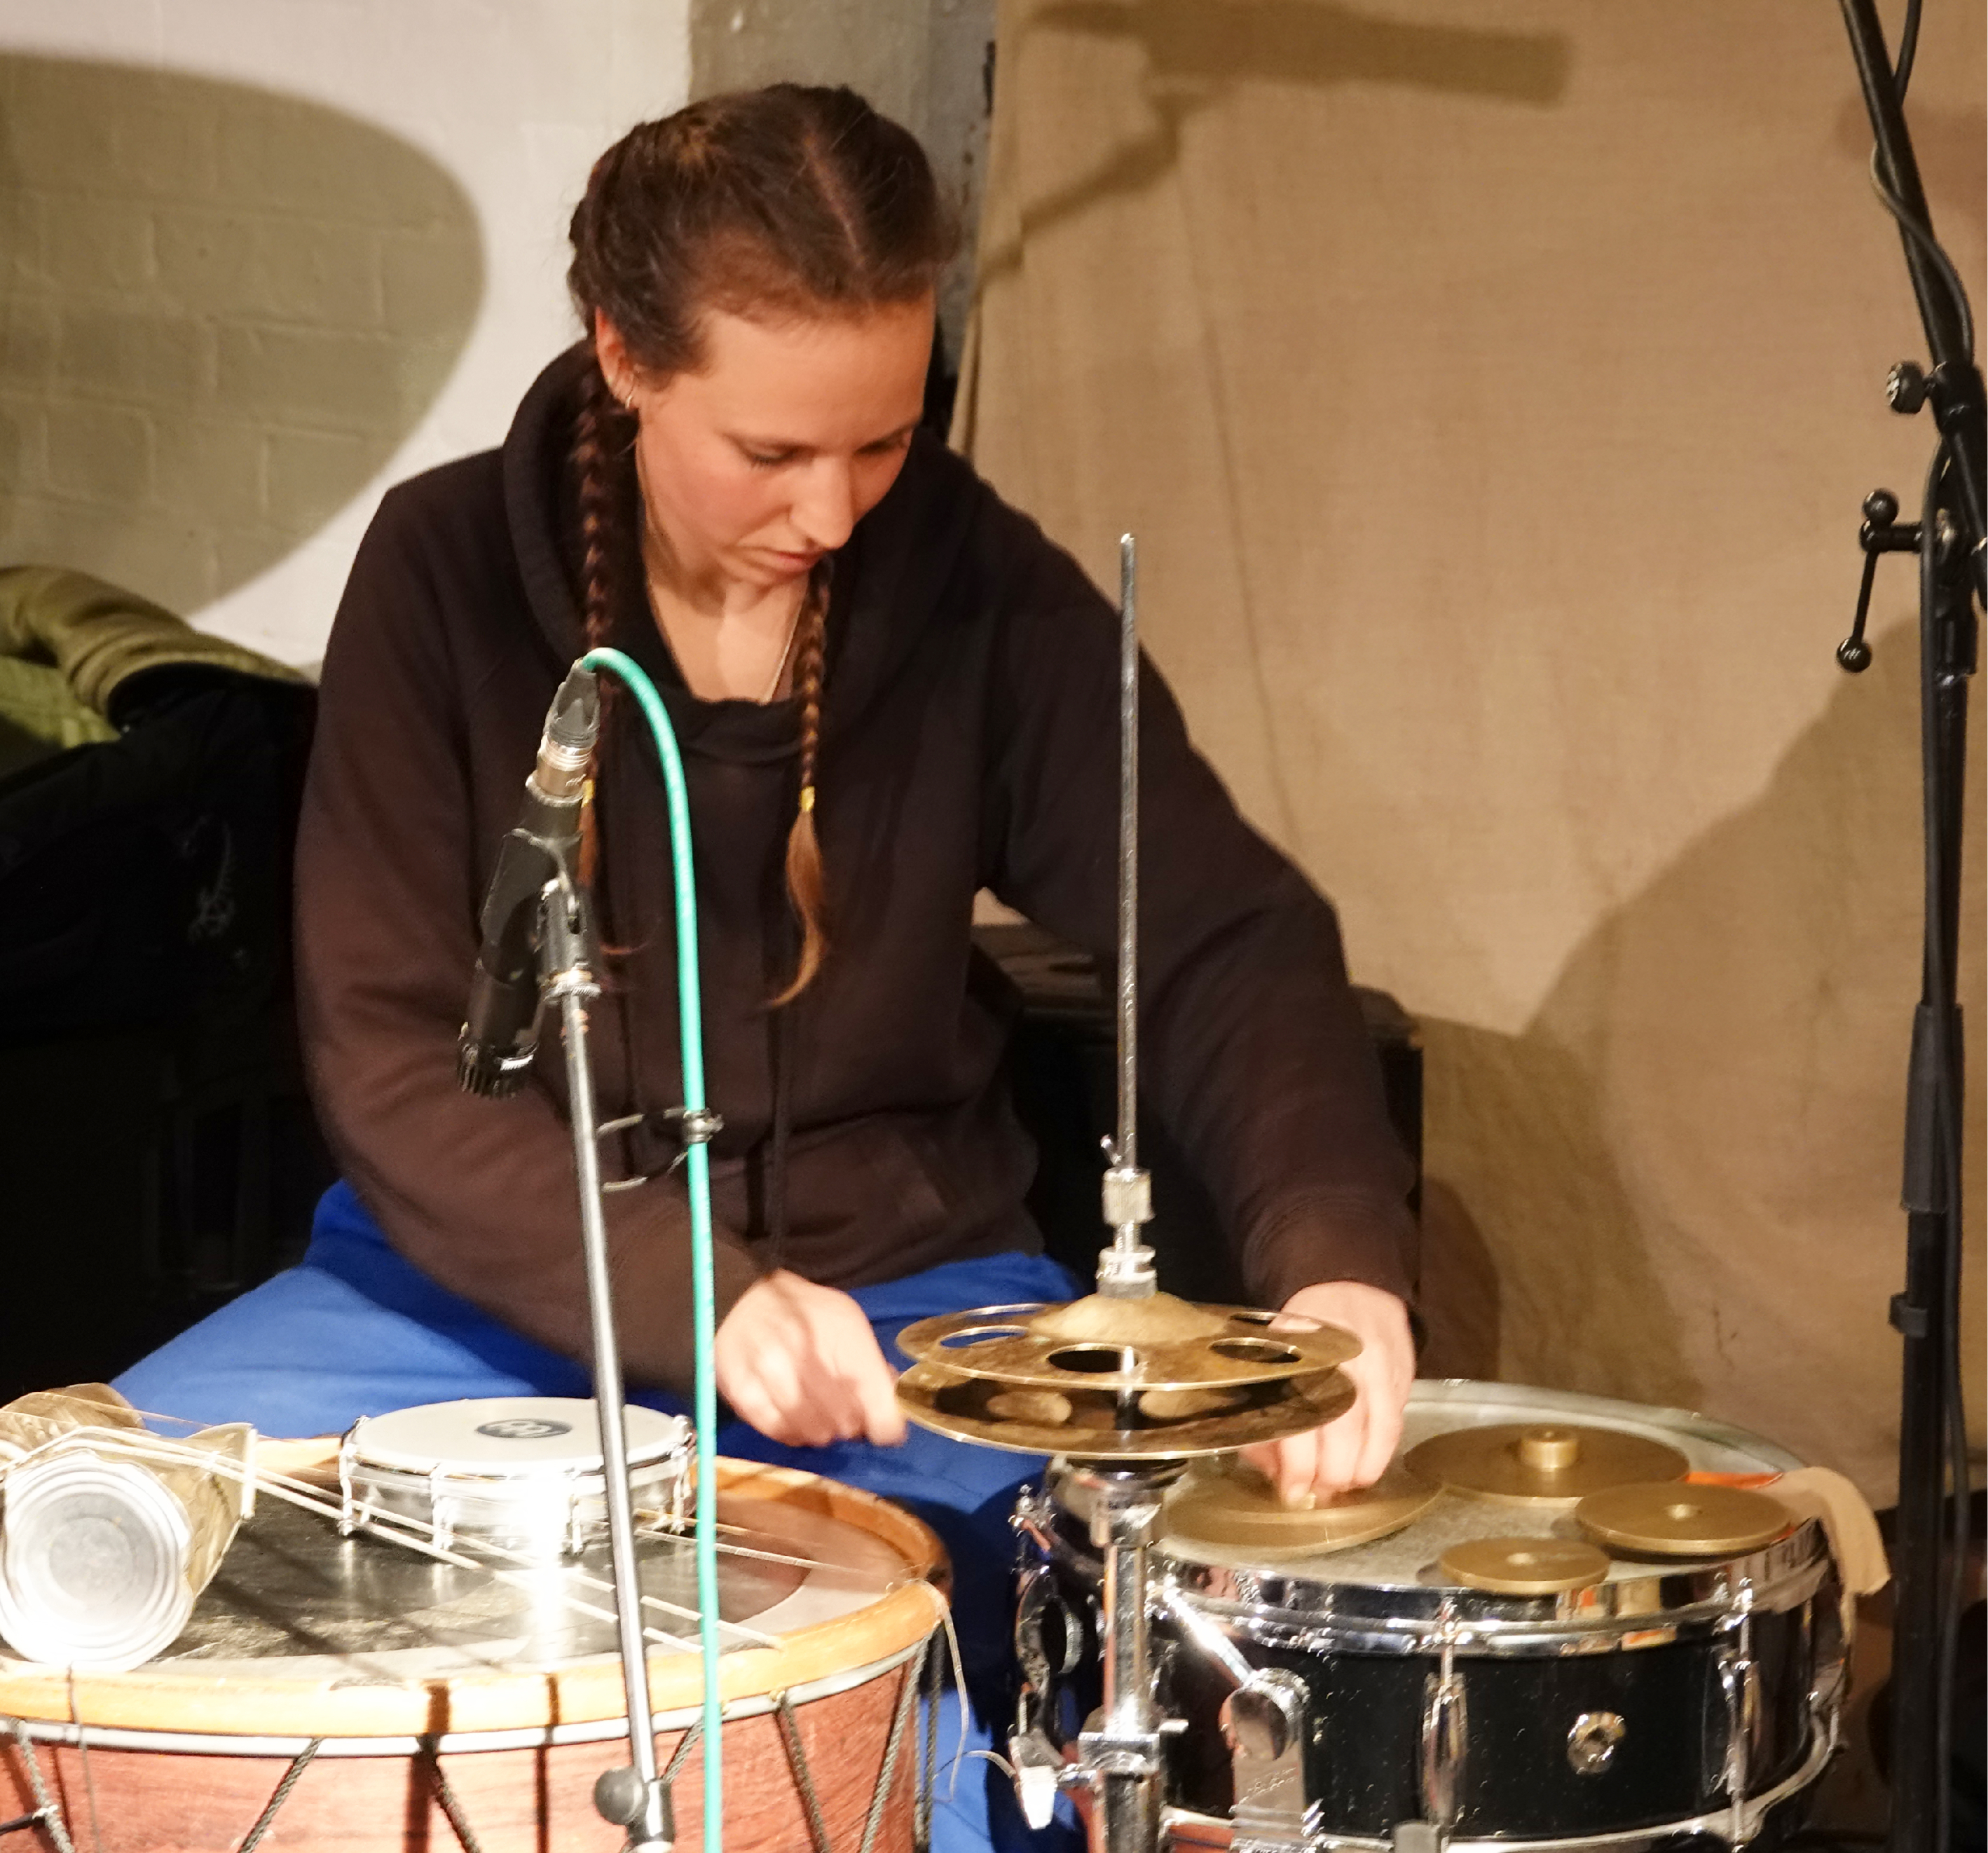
1157, 1596, 1831, 1838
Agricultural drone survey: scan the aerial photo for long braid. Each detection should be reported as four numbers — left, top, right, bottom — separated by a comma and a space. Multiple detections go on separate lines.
771, 560, 831, 1006
572, 359, 630, 887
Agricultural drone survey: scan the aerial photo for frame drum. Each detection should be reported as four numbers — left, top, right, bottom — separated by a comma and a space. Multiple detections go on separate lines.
0, 1457, 945, 1852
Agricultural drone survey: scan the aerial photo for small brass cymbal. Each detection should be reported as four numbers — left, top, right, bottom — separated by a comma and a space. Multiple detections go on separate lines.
1439, 1536, 1612, 1596
1167, 1458, 1439, 1554
1575, 1481, 1792, 1558
894, 1298, 1360, 1394
895, 1358, 1354, 1458
1404, 1422, 1689, 1507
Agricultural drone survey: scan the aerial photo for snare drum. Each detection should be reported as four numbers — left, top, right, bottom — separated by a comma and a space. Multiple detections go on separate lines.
338, 1396, 693, 1558
1013, 1382, 1847, 1852
0, 1456, 945, 1852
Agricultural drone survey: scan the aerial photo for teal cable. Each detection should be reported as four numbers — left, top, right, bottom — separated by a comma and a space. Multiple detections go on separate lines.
581, 647, 723, 1852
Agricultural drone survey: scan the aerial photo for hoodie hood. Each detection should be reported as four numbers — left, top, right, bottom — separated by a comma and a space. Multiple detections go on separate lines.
499, 343, 988, 765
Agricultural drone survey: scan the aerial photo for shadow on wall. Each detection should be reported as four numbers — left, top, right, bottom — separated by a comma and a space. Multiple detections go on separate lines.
980, 0, 1572, 287
0, 57, 481, 619
1418, 617, 1984, 1489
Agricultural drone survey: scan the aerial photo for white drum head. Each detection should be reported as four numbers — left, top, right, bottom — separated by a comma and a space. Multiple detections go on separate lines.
349, 1398, 688, 1477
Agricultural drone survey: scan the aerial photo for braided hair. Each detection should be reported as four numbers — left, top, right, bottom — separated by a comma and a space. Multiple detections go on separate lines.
565, 86, 954, 999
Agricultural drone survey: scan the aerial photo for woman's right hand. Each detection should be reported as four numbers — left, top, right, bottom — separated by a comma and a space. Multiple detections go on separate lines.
712, 1269, 908, 1447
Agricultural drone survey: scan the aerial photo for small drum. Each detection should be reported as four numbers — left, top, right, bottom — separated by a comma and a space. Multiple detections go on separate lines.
1013, 1382, 1847, 1851
0, 1454, 945, 1852
338, 1396, 693, 1559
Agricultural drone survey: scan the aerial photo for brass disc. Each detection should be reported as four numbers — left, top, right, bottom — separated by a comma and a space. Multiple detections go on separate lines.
893, 1298, 1360, 1395
1166, 1458, 1439, 1555
895, 1358, 1354, 1458
1403, 1422, 1689, 1507
1439, 1536, 1612, 1595
1575, 1481, 1792, 1558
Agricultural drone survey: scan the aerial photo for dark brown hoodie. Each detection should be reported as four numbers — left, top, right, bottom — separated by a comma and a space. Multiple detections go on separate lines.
295, 347, 1415, 1393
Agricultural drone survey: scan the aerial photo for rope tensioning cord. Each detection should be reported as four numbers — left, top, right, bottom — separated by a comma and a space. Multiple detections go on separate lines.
580, 648, 725, 1852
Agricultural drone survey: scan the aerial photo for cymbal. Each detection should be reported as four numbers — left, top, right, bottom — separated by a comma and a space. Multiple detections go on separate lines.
1166, 1458, 1439, 1554
895, 1296, 1359, 1395
1403, 1423, 1689, 1507
1439, 1536, 1612, 1596
1575, 1481, 1792, 1558
896, 1358, 1355, 1459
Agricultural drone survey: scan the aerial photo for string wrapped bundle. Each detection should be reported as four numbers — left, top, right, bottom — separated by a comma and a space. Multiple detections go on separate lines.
0, 1384, 251, 1671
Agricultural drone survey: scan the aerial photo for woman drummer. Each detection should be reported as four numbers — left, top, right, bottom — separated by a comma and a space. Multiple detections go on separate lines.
118, 84, 1417, 1849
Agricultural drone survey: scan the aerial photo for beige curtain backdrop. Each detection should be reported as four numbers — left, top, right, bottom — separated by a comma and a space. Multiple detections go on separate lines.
957, 0, 1984, 1500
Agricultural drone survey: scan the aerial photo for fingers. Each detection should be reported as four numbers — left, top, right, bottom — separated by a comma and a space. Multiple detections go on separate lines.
712, 1272, 907, 1448
1236, 1282, 1418, 1503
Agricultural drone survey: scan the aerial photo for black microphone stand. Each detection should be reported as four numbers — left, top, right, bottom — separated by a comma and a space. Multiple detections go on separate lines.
1832, 7, 1984, 1850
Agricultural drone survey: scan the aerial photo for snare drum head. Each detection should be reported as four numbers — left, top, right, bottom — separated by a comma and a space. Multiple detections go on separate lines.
348, 1397, 687, 1475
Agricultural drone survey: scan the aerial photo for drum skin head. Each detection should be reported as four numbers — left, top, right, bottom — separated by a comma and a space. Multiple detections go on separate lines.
346, 1397, 687, 1474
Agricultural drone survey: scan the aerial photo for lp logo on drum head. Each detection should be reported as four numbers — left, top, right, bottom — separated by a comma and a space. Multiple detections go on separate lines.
476, 1418, 573, 1440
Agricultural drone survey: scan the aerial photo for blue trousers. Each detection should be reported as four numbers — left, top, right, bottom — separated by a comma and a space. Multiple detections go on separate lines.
116, 1181, 1083, 1852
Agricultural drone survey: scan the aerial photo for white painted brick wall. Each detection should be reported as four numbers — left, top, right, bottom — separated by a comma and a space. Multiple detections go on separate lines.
0, 1, 690, 666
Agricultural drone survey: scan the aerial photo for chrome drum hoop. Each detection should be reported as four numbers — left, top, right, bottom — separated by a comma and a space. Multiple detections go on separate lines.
1159, 1523, 1834, 1659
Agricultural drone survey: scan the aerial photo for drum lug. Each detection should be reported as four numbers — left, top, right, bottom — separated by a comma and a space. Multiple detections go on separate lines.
1219, 1667, 1319, 1853
1417, 1611, 1468, 1838
1013, 1561, 1085, 1832
1715, 1587, 1761, 1846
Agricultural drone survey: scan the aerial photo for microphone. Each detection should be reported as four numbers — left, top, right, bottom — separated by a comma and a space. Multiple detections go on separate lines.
457, 664, 601, 1097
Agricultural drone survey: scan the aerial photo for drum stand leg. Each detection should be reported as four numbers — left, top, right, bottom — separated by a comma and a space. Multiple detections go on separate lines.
1058, 1460, 1185, 1853
544, 888, 674, 1853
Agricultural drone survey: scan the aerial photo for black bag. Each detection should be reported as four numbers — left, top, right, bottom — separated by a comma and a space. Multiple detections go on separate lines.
0, 667, 315, 1046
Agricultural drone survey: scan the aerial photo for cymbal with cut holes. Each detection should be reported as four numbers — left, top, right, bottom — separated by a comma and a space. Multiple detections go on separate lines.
1403, 1421, 1689, 1507
895, 1357, 1354, 1458
1439, 1536, 1612, 1595
1165, 1458, 1440, 1554
894, 1296, 1359, 1395
1575, 1481, 1792, 1557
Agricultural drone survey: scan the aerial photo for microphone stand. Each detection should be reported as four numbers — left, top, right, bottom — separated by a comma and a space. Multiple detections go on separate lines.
1832, 8, 1984, 1850
540, 868, 676, 1853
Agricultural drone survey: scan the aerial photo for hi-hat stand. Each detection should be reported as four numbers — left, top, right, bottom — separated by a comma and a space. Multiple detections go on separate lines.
893, 538, 1362, 1853
1832, 7, 1984, 1851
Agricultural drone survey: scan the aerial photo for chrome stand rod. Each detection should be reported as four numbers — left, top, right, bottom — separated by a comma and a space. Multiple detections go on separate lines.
1060, 1460, 1183, 1853
1098, 533, 1156, 1299
547, 881, 672, 1853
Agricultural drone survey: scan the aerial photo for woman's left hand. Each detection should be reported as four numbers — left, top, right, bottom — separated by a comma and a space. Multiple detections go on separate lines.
1238, 1280, 1415, 1503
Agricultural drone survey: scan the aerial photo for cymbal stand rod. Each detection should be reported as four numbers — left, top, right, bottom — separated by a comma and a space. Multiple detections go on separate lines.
1098, 533, 1156, 1300
1059, 1460, 1184, 1853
